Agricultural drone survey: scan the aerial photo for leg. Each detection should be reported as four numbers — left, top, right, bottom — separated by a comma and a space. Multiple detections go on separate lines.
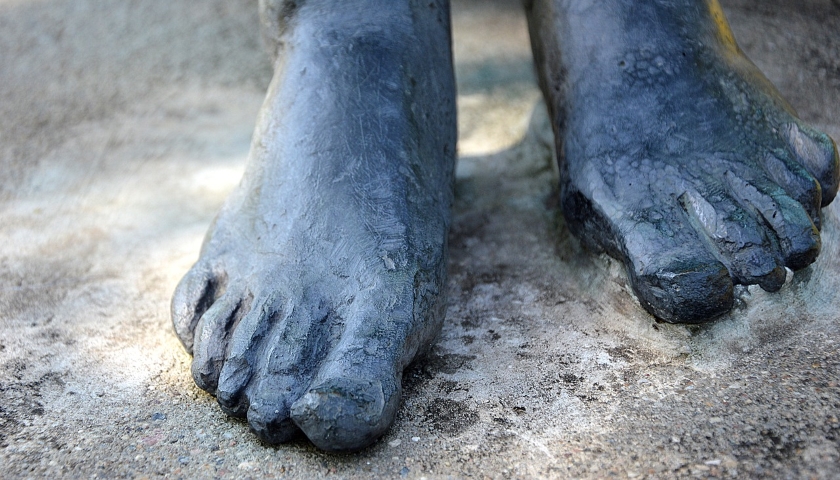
172, 0, 456, 451
526, 0, 839, 323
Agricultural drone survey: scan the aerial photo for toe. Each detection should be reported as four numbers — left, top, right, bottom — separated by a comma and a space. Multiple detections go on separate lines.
678, 187, 786, 292
171, 263, 223, 353
631, 256, 733, 324
216, 293, 268, 418
618, 205, 733, 324
246, 305, 336, 444
246, 378, 301, 444
291, 375, 400, 452
783, 122, 840, 206
725, 171, 820, 270
217, 358, 251, 418
191, 293, 246, 392
290, 301, 414, 452
763, 150, 822, 229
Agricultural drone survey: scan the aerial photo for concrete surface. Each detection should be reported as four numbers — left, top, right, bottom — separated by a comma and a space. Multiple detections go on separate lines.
1, 0, 840, 478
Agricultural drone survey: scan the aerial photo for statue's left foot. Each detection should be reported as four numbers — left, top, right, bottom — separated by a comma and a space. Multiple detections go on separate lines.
528, 0, 840, 323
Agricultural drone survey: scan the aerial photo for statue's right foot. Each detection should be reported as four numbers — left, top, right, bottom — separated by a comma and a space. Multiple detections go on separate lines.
527, 0, 839, 323
171, 0, 456, 452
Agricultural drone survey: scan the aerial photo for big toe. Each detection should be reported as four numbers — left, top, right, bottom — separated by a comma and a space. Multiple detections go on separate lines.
634, 256, 733, 324
619, 212, 734, 323
289, 288, 429, 451
291, 376, 400, 452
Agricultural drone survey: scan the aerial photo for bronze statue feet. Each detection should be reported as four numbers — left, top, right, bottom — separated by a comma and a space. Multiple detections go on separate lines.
172, 0, 455, 451
528, 0, 839, 322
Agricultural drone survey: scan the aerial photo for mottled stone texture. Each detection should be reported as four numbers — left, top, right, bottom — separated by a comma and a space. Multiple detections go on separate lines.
3, 0, 840, 475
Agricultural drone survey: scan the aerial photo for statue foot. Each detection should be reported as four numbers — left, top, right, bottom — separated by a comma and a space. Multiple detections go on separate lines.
528, 0, 839, 323
171, 1, 455, 451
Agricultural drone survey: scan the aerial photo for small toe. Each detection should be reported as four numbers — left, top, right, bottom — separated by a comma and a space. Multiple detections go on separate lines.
725, 171, 820, 270
247, 384, 300, 444
783, 122, 840, 206
678, 187, 786, 292
171, 264, 223, 353
216, 356, 253, 418
191, 293, 245, 392
762, 151, 822, 229
732, 247, 786, 292
216, 294, 267, 418
245, 304, 335, 444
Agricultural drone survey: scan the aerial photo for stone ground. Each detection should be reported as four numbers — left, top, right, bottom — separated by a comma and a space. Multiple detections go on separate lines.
1, 0, 840, 478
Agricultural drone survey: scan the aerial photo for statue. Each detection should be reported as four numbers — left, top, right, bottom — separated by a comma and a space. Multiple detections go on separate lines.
171, 0, 839, 451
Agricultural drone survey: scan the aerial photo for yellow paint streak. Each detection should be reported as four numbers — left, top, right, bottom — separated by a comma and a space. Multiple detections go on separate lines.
707, 0, 739, 54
